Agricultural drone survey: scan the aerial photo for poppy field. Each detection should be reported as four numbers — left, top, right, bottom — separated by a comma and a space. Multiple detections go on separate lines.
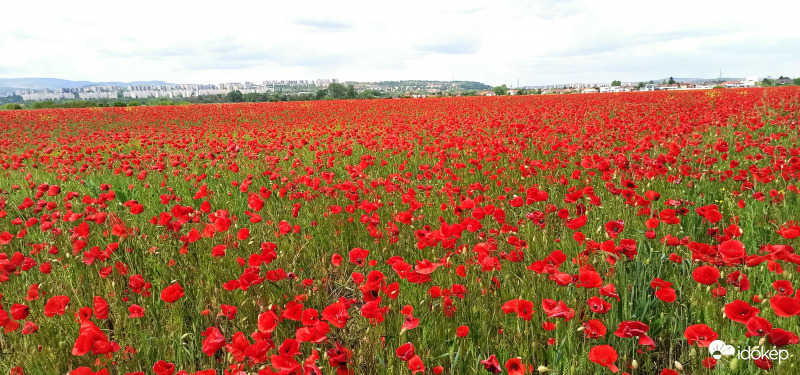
2, 87, 800, 375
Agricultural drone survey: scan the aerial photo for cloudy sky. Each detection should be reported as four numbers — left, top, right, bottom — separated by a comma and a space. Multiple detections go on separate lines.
1, 0, 798, 86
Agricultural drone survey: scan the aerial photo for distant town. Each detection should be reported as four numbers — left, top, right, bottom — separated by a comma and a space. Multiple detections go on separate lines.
1, 75, 798, 106
1, 79, 491, 102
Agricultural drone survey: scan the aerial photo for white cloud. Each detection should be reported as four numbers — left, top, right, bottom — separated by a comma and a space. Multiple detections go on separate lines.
0, 0, 797, 86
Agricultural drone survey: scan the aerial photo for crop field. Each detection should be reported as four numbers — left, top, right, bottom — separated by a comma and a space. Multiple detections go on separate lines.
1, 87, 800, 375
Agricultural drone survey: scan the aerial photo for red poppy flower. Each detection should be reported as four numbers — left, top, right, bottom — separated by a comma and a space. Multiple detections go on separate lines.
282, 301, 304, 321
408, 355, 425, 374
603, 220, 624, 239
724, 300, 760, 323
72, 319, 116, 356
583, 319, 607, 339
220, 304, 238, 320
772, 280, 794, 296
768, 328, 800, 347
201, 327, 226, 356
718, 239, 746, 265
349, 248, 369, 267
542, 299, 575, 321
576, 266, 603, 288
128, 304, 145, 318
480, 354, 502, 374
322, 302, 350, 329
21, 321, 38, 334
237, 227, 250, 240
565, 215, 587, 230
645, 190, 661, 201
745, 317, 773, 337
401, 313, 419, 332
684, 324, 718, 347
69, 368, 109, 375
587, 296, 612, 313
152, 360, 175, 375
93, 296, 109, 320
654, 287, 677, 303
396, 342, 415, 361
770, 295, 800, 317
502, 298, 535, 321
505, 357, 527, 375
599, 283, 620, 301
692, 266, 720, 285
212, 244, 227, 258
160, 282, 185, 303
10, 304, 29, 320
588, 345, 618, 373
456, 325, 470, 337
258, 310, 278, 333
614, 321, 649, 338
753, 356, 773, 370
44, 295, 70, 317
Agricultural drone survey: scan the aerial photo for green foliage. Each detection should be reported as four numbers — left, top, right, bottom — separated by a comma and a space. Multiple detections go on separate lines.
242, 93, 269, 102
327, 83, 347, 99
111, 101, 127, 107
146, 98, 176, 106
455, 81, 491, 90
3, 103, 22, 110
794, 78, 800, 85
638, 82, 645, 88
226, 90, 244, 103
515, 88, 527, 95
668, 77, 676, 85
128, 101, 141, 107
31, 101, 58, 109
358, 90, 384, 99
493, 84, 508, 96
611, 80, 622, 86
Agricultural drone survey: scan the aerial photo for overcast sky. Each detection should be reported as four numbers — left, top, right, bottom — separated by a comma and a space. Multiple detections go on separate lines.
1, 0, 798, 86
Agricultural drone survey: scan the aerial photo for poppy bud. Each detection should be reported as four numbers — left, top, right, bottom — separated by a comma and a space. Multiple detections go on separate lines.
674, 361, 683, 371
537, 365, 550, 373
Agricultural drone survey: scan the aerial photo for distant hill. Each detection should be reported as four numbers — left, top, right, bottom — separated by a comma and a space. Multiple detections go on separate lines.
375, 80, 491, 90
0, 78, 172, 91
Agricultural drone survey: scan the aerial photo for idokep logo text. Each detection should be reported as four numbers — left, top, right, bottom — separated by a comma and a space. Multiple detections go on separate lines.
709, 340, 789, 364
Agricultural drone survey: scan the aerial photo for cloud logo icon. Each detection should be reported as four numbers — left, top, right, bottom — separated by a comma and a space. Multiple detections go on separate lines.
709, 340, 735, 359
